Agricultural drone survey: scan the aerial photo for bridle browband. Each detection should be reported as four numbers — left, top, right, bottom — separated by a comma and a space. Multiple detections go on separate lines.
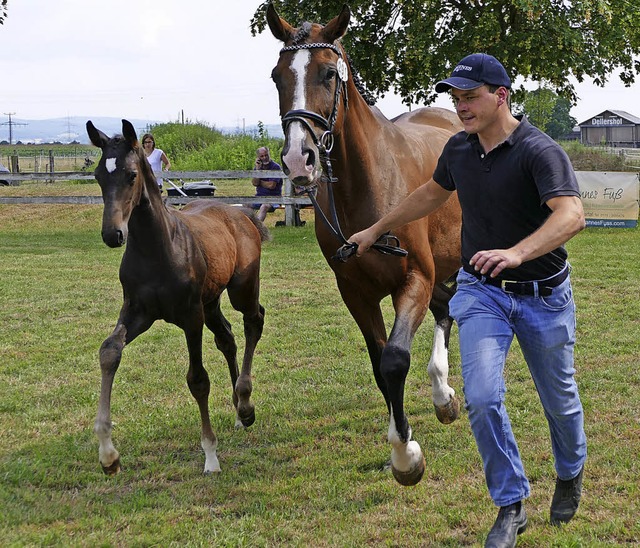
278, 41, 407, 262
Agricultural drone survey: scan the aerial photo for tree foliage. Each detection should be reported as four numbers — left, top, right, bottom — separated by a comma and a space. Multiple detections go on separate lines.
251, 1, 640, 107
513, 88, 577, 138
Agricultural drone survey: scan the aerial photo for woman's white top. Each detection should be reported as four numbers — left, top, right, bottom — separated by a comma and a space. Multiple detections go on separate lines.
145, 148, 165, 187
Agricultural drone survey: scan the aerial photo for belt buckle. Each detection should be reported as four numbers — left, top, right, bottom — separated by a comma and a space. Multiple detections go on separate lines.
501, 280, 517, 293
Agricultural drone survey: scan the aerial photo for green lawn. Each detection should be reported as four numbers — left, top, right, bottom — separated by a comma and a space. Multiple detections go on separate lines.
0, 203, 638, 546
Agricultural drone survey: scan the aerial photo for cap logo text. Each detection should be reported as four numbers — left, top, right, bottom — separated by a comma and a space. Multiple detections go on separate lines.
453, 65, 473, 72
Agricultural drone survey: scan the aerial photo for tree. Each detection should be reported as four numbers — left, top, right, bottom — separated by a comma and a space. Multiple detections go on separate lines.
0, 1, 7, 25
251, 1, 640, 108
513, 88, 556, 133
547, 97, 578, 140
513, 88, 577, 139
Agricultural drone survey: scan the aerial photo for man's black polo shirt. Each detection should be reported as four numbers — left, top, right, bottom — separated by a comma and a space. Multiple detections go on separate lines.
433, 116, 580, 281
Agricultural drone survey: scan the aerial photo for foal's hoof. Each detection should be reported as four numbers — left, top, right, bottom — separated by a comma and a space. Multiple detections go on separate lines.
434, 396, 460, 425
391, 455, 426, 486
101, 459, 121, 476
237, 404, 256, 428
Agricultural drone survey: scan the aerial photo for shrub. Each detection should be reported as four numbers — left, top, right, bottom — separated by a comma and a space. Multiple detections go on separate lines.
148, 121, 283, 171
560, 141, 628, 171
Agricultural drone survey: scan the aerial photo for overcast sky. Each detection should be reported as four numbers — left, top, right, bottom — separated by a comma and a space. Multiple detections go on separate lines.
2, 0, 639, 130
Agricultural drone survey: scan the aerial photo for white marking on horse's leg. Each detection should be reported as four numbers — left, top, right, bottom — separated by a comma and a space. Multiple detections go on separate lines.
202, 436, 220, 474
428, 322, 456, 407
387, 410, 422, 473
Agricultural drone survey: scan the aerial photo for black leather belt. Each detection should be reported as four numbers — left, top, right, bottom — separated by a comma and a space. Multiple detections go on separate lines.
463, 265, 569, 297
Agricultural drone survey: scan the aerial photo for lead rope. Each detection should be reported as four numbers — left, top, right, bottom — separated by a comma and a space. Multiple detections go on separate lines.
305, 141, 407, 263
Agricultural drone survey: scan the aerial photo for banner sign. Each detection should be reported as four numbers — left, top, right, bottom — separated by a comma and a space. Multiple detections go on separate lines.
575, 171, 639, 228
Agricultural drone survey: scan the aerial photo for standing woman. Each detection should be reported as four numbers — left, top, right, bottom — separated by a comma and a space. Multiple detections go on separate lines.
142, 133, 171, 190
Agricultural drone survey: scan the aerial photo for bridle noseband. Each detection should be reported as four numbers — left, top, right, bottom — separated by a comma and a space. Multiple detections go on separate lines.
278, 41, 407, 262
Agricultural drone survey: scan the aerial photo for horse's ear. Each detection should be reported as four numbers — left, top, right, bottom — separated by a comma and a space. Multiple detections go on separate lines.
322, 4, 350, 42
86, 121, 109, 149
122, 119, 139, 147
266, 3, 295, 42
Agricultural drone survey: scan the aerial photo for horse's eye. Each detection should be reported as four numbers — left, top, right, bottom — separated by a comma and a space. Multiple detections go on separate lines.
325, 68, 337, 82
128, 172, 137, 185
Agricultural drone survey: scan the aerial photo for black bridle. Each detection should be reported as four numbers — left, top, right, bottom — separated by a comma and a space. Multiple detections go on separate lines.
278, 42, 407, 262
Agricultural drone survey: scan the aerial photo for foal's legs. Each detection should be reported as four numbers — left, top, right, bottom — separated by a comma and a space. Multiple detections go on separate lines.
182, 314, 220, 474
226, 281, 265, 429
94, 305, 153, 475
204, 299, 244, 427
427, 281, 460, 424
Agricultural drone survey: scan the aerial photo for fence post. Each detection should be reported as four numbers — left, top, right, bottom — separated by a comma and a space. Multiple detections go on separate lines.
10, 155, 19, 173
284, 177, 295, 226
49, 150, 54, 183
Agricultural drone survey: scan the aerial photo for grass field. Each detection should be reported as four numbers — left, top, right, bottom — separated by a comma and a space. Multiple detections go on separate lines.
0, 203, 638, 547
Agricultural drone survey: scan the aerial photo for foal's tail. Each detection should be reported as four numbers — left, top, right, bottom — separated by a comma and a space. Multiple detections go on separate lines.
240, 207, 272, 242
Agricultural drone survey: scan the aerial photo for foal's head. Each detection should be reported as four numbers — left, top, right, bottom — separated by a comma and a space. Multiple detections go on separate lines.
267, 4, 351, 187
87, 119, 150, 248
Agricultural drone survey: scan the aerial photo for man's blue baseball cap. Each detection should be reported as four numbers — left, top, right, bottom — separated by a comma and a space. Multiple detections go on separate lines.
435, 53, 511, 93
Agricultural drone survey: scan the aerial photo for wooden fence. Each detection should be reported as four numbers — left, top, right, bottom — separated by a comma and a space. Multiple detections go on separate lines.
0, 170, 312, 227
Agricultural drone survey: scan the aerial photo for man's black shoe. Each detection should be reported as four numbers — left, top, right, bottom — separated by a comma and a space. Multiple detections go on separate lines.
485, 501, 527, 548
550, 466, 583, 525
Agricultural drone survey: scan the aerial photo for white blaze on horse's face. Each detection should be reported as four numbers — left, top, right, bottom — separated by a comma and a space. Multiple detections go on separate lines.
282, 49, 321, 185
106, 157, 117, 173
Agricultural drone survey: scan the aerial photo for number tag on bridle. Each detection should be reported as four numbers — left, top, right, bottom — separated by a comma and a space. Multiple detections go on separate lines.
337, 57, 348, 82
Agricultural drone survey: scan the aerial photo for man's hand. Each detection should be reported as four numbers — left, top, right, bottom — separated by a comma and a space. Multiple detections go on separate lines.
469, 248, 523, 278
348, 227, 381, 257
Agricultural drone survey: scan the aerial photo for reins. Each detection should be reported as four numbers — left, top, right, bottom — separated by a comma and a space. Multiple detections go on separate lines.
279, 42, 407, 263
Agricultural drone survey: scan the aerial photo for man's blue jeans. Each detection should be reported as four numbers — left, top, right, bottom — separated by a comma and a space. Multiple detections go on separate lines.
449, 268, 587, 507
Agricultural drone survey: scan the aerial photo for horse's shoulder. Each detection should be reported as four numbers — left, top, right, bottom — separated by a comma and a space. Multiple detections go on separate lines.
392, 107, 462, 132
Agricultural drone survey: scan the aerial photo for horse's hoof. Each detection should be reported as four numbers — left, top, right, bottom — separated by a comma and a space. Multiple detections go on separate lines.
101, 459, 121, 476
238, 405, 255, 428
434, 396, 460, 425
391, 455, 426, 486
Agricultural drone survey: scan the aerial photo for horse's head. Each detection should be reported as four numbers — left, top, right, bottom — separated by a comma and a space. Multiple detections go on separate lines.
87, 119, 144, 248
267, 4, 350, 187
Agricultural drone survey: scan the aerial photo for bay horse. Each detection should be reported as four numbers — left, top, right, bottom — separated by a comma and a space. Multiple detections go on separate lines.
267, 5, 463, 485
87, 119, 268, 475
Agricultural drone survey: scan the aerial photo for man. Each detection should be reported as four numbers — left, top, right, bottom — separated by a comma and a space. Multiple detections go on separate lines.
251, 146, 282, 221
348, 53, 587, 548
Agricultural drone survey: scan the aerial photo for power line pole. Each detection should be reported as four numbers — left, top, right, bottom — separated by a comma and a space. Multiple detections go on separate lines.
2, 113, 28, 145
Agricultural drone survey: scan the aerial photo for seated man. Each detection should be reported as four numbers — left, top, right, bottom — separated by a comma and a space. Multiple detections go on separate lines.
251, 146, 282, 221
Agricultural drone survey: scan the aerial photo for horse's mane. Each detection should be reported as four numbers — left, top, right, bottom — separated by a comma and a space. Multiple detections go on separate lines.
344, 51, 376, 106
292, 22, 311, 44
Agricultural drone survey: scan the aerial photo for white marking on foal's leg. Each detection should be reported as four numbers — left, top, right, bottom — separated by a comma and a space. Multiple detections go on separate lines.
202, 437, 220, 474
387, 410, 422, 473
94, 418, 119, 469
428, 322, 456, 407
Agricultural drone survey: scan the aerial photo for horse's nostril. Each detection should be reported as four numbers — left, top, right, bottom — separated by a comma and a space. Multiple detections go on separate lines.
306, 149, 316, 167
116, 230, 125, 245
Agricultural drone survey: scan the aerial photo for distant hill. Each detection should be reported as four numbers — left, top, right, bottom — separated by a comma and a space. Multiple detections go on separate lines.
0, 117, 284, 145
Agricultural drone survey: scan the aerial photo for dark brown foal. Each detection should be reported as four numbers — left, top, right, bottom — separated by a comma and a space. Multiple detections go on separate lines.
87, 119, 268, 475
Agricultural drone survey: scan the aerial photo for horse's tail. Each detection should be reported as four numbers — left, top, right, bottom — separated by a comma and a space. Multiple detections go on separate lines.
240, 207, 272, 242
